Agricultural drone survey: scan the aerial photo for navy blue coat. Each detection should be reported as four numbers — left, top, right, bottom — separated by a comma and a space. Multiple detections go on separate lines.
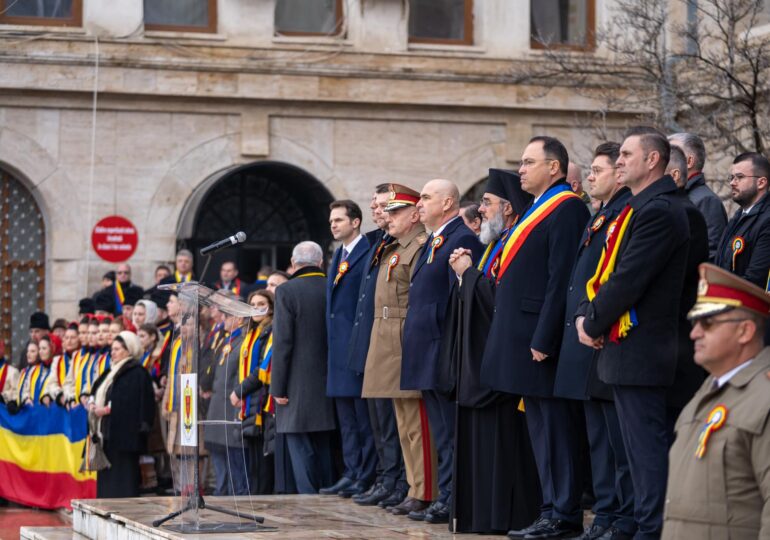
326, 236, 371, 397
480, 181, 590, 398
576, 176, 690, 387
553, 187, 632, 401
714, 192, 770, 289
346, 229, 389, 374
401, 217, 483, 391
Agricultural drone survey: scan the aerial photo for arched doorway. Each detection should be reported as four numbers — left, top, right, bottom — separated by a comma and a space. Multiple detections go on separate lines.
0, 169, 45, 361
179, 162, 335, 284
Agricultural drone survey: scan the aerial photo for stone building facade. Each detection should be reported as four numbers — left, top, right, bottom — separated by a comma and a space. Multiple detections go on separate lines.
0, 0, 634, 354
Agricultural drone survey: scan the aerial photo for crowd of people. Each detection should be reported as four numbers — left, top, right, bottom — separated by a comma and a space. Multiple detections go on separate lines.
1, 126, 769, 540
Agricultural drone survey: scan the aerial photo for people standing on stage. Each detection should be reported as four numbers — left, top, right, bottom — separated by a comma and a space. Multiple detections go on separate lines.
270, 241, 337, 494
361, 184, 436, 518
552, 142, 636, 540
204, 306, 250, 496
400, 179, 482, 524
319, 200, 377, 499
133, 299, 158, 328
663, 264, 770, 539
265, 271, 290, 294
576, 127, 691, 539
174, 249, 195, 283
231, 289, 277, 495
668, 133, 727, 261
18, 312, 50, 369
17, 341, 51, 408
88, 331, 155, 498
115, 263, 144, 322
482, 136, 589, 539
715, 152, 770, 289
348, 184, 409, 509
443, 168, 541, 534
40, 333, 69, 407
154, 265, 171, 285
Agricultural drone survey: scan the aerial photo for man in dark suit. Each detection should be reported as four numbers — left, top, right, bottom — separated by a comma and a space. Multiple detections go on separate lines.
715, 152, 770, 289
576, 127, 691, 540
270, 241, 337, 494
214, 260, 251, 300
400, 179, 483, 524
668, 132, 727, 261
484, 136, 589, 539
554, 142, 635, 540
319, 200, 377, 498
348, 185, 409, 508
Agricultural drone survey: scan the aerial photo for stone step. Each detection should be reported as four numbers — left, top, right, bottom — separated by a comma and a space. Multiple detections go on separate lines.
20, 526, 86, 540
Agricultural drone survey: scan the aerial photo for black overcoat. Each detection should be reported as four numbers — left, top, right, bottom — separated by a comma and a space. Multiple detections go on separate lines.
714, 192, 770, 289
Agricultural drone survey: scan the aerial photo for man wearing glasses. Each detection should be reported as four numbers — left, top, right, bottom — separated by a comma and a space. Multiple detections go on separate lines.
715, 152, 770, 290
662, 263, 770, 539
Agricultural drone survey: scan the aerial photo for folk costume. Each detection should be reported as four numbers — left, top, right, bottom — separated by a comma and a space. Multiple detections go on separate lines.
437, 169, 541, 533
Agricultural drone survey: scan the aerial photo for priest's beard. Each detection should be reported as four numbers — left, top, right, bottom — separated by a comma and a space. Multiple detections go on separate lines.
479, 210, 505, 245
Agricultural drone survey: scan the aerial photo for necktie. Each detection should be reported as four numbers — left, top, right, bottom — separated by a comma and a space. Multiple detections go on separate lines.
341, 248, 349, 262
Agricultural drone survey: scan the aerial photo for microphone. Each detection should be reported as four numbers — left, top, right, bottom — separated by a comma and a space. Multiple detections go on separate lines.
199, 231, 247, 255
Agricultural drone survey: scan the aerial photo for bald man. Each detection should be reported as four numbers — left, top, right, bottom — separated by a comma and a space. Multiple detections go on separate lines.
401, 179, 484, 524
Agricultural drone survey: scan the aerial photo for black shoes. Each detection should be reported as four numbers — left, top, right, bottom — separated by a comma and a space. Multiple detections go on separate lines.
319, 477, 354, 495
352, 482, 379, 502
390, 497, 430, 516
596, 527, 634, 540
508, 517, 582, 539
353, 483, 392, 506
579, 523, 608, 540
423, 501, 450, 524
339, 480, 370, 498
377, 488, 407, 509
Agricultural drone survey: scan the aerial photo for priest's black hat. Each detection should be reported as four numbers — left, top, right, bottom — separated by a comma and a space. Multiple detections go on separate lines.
486, 169, 533, 217
94, 289, 116, 314
78, 297, 95, 315
123, 286, 143, 307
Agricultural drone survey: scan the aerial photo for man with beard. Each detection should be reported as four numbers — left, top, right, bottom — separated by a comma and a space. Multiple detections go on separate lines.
441, 168, 541, 534
715, 152, 770, 289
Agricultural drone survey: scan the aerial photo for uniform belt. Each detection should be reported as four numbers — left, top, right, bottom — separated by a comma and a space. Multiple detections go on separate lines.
374, 306, 407, 319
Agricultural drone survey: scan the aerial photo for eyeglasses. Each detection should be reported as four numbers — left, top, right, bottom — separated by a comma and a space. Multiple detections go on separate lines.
726, 174, 760, 183
691, 316, 749, 330
479, 198, 500, 208
116, 270, 130, 275
590, 166, 616, 176
520, 158, 557, 168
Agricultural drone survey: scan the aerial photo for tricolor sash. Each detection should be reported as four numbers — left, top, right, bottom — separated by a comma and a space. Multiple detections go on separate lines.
114, 282, 125, 315
58, 352, 72, 387
238, 327, 261, 421
175, 271, 192, 283
0, 358, 8, 392
585, 204, 637, 342
74, 348, 92, 400
496, 184, 579, 283
166, 337, 183, 412
477, 227, 511, 279
19, 364, 50, 404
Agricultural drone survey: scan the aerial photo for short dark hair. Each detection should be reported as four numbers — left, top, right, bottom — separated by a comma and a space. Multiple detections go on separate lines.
268, 270, 291, 281
461, 203, 481, 222
375, 183, 390, 194
221, 260, 238, 271
733, 152, 770, 180
529, 136, 569, 176
594, 141, 621, 164
668, 132, 706, 171
155, 264, 171, 274
329, 200, 363, 223
667, 145, 688, 178
624, 126, 670, 169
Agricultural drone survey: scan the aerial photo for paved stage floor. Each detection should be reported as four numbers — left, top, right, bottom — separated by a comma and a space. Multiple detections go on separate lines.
71, 495, 510, 539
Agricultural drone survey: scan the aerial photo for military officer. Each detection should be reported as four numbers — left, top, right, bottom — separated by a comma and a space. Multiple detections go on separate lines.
662, 263, 770, 539
361, 184, 437, 518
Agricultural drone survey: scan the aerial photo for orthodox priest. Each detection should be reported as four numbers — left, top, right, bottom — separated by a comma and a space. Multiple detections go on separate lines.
439, 169, 540, 534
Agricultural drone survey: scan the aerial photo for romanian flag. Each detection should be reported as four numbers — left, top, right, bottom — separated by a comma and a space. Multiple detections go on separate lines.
114, 281, 125, 315
0, 404, 95, 509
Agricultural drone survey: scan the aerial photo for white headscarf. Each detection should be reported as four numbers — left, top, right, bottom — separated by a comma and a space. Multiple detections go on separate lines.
135, 299, 158, 325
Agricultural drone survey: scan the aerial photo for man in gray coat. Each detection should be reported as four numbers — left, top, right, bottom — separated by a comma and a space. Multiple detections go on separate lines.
669, 132, 727, 261
270, 241, 337, 493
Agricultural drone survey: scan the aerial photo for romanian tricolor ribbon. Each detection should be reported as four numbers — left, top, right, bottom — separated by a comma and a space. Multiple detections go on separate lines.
585, 204, 637, 342
93, 350, 111, 379
0, 358, 7, 391
238, 328, 261, 421
386, 253, 400, 281
584, 214, 606, 246
371, 237, 388, 269
695, 404, 727, 459
166, 336, 183, 412
231, 278, 241, 296
426, 235, 444, 264
496, 184, 580, 283
477, 227, 511, 278
19, 364, 50, 404
74, 348, 92, 400
141, 349, 160, 379
113, 281, 125, 315
175, 271, 192, 283
731, 236, 745, 272
334, 261, 350, 286
58, 352, 71, 387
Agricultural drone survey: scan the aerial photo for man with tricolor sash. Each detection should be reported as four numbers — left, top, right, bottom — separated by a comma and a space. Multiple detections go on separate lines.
442, 168, 541, 534
553, 142, 636, 540
362, 184, 436, 518
662, 264, 770, 539
576, 127, 691, 540
319, 200, 377, 499
348, 184, 408, 508
400, 178, 482, 525
482, 136, 588, 540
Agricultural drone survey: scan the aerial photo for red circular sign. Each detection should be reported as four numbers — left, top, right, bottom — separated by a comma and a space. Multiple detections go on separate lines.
91, 215, 139, 263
